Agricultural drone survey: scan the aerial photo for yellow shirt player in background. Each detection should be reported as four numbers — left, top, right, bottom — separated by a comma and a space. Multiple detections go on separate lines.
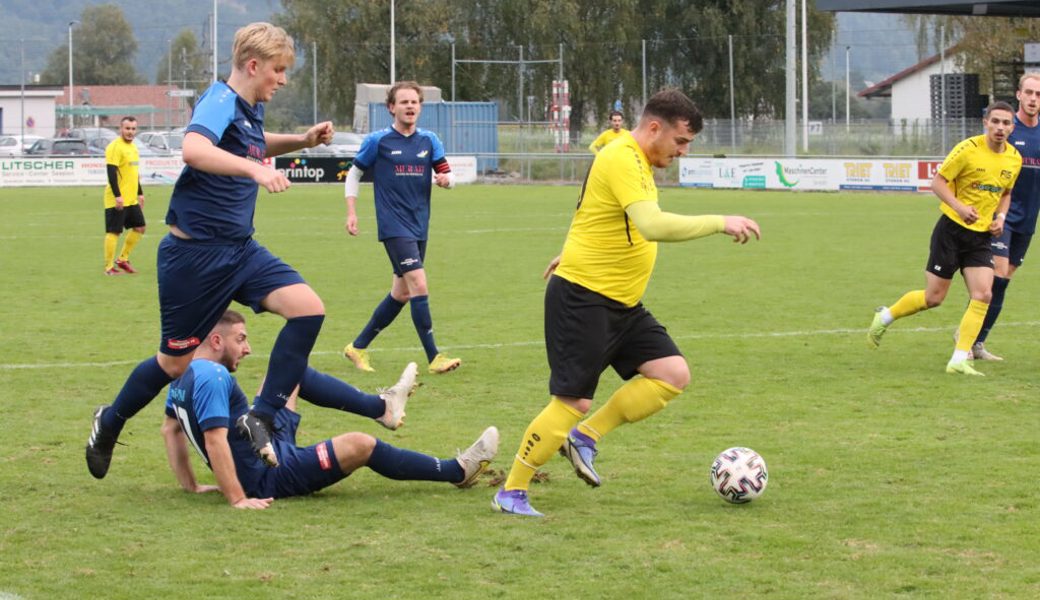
103, 116, 146, 275
587, 110, 628, 154
868, 101, 1021, 376
493, 88, 760, 517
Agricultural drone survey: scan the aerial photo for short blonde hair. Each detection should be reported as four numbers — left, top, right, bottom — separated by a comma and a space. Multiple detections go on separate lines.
1020, 72, 1040, 90
232, 22, 295, 70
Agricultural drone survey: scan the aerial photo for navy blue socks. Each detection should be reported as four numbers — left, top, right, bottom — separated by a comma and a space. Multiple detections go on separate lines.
298, 367, 383, 419
409, 295, 438, 362
104, 355, 174, 435
976, 276, 1010, 344
253, 314, 324, 419
354, 294, 405, 348
366, 439, 463, 483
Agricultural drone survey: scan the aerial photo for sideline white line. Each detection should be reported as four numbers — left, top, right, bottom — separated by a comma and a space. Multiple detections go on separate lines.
4, 321, 1039, 371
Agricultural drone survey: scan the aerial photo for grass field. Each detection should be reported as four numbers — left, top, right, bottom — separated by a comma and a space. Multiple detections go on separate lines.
2, 183, 1040, 599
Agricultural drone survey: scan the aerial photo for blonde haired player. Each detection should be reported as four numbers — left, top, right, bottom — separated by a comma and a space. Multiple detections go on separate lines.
86, 22, 338, 479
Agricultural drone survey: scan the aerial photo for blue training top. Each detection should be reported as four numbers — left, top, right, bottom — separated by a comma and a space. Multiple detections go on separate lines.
164, 358, 265, 492
166, 81, 267, 242
353, 127, 447, 241
1007, 115, 1040, 235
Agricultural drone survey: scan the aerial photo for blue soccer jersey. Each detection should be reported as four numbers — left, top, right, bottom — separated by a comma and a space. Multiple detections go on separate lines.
1007, 115, 1040, 235
165, 358, 251, 468
353, 127, 448, 241
166, 81, 267, 241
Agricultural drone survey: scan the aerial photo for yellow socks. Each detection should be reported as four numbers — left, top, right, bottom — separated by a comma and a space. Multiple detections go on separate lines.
954, 299, 989, 352
118, 230, 142, 262
104, 233, 119, 270
503, 397, 582, 491
579, 377, 680, 441
889, 290, 928, 320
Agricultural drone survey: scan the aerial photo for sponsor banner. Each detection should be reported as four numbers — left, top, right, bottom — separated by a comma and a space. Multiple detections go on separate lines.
679, 157, 940, 192
447, 155, 478, 184
274, 156, 355, 183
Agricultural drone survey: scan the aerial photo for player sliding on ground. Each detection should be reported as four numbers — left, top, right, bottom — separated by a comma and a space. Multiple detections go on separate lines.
868, 101, 1022, 376
492, 88, 761, 517
161, 310, 499, 508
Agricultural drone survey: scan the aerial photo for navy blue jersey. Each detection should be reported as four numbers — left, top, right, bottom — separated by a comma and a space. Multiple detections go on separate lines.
353, 127, 447, 241
164, 359, 257, 476
1007, 115, 1040, 235
166, 81, 267, 242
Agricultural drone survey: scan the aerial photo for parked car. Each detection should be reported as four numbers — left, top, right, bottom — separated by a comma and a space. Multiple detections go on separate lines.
68, 127, 117, 144
0, 134, 45, 157
139, 131, 183, 154
133, 138, 159, 156
300, 131, 363, 157
24, 138, 96, 156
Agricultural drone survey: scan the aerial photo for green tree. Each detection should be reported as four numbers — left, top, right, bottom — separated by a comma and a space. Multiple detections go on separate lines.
155, 29, 210, 96
40, 3, 143, 86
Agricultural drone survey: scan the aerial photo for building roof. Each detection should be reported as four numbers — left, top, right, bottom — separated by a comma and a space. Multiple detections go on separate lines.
817, 0, 1040, 17
60, 84, 192, 110
859, 46, 962, 98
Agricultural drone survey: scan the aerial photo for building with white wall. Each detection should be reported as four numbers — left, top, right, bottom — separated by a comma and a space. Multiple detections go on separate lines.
0, 86, 65, 139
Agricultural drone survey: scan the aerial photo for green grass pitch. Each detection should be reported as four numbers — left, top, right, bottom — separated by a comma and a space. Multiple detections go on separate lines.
1, 183, 1039, 598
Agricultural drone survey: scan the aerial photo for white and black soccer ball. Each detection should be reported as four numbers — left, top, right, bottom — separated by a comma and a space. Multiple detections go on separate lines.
710, 447, 768, 504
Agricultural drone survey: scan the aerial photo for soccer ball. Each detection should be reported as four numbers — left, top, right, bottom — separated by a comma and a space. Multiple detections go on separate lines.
710, 447, 768, 504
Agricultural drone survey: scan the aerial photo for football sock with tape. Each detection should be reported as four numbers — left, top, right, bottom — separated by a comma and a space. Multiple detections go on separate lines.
975, 276, 1008, 344
888, 290, 928, 321
366, 439, 463, 482
503, 397, 583, 491
579, 377, 680, 442
298, 366, 383, 419
409, 295, 439, 362
253, 315, 324, 419
954, 299, 989, 353
104, 233, 119, 270
354, 293, 405, 348
118, 230, 142, 262
105, 355, 174, 436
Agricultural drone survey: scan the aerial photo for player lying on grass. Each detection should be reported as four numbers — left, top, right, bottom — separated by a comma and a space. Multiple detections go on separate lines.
161, 310, 499, 508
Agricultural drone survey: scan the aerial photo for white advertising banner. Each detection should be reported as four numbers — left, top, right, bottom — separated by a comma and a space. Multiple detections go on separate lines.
679, 157, 936, 192
0, 156, 186, 187
446, 155, 478, 184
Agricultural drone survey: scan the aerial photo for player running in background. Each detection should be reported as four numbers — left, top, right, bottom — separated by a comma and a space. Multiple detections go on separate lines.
86, 22, 338, 479
102, 116, 146, 276
342, 81, 461, 375
969, 74, 1040, 360
161, 311, 499, 508
492, 89, 760, 517
588, 110, 627, 154
868, 101, 1022, 376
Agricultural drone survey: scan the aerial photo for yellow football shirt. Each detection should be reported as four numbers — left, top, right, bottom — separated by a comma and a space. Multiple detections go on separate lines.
937, 134, 1021, 232
556, 130, 657, 307
103, 137, 141, 209
589, 128, 629, 153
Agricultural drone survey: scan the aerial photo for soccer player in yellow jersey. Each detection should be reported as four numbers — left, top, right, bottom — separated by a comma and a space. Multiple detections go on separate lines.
493, 89, 761, 517
102, 116, 146, 275
587, 110, 627, 153
868, 101, 1022, 376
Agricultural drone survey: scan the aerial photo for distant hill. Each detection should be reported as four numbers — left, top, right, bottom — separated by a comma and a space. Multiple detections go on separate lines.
0, 0, 278, 85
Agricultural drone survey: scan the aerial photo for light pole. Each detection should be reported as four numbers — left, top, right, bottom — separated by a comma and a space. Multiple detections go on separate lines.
68, 20, 78, 129
845, 46, 851, 133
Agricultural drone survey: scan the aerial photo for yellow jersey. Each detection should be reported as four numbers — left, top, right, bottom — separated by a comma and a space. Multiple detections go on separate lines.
556, 130, 657, 307
937, 134, 1021, 232
589, 128, 629, 153
103, 137, 141, 209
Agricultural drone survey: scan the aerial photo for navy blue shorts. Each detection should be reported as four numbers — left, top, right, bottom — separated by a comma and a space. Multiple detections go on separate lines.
157, 234, 306, 355
247, 409, 348, 499
383, 237, 427, 276
991, 227, 1032, 268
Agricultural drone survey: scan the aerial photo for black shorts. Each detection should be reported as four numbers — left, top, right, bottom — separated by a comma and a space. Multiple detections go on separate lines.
925, 214, 993, 280
104, 205, 146, 234
383, 237, 427, 276
544, 275, 681, 399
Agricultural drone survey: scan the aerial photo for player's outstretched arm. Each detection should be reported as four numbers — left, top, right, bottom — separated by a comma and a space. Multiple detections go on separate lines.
264, 122, 334, 157
162, 416, 211, 493
203, 427, 273, 509
183, 132, 290, 194
722, 215, 761, 244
